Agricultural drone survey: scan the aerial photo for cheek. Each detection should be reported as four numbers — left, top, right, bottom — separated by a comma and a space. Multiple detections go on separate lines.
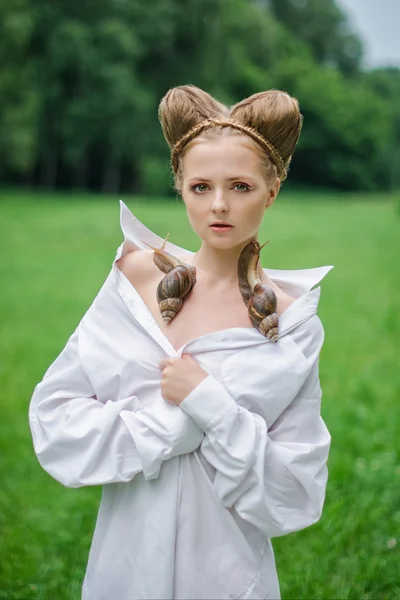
183, 199, 204, 231
240, 197, 266, 225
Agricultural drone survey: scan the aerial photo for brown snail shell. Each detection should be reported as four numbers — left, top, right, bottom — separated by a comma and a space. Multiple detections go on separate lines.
140, 234, 196, 324
238, 239, 279, 342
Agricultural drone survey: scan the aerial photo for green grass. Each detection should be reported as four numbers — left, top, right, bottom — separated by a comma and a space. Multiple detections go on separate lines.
1, 188, 399, 600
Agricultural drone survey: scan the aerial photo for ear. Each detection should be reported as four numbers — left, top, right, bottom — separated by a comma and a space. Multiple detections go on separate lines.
265, 177, 281, 209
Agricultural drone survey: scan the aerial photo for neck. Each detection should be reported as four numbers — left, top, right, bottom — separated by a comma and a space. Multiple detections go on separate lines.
191, 238, 257, 285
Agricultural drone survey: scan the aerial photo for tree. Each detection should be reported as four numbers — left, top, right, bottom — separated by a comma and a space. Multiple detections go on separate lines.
0, 0, 39, 182
0, 0, 397, 193
362, 67, 400, 189
268, 0, 363, 75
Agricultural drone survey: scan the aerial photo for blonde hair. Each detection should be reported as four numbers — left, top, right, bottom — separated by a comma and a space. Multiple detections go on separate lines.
158, 85, 303, 190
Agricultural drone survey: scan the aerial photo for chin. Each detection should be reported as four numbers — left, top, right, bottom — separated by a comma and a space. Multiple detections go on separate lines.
206, 232, 247, 250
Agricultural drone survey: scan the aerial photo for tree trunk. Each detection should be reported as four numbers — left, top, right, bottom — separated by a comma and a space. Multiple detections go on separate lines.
102, 148, 122, 193
73, 153, 88, 190
39, 144, 58, 189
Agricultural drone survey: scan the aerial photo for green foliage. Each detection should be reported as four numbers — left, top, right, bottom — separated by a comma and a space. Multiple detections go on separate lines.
269, 0, 363, 74
0, 0, 39, 175
275, 56, 392, 189
0, 191, 399, 599
139, 155, 175, 197
0, 0, 398, 192
362, 67, 400, 189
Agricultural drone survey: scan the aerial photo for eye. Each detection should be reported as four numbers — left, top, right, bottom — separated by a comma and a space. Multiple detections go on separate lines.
233, 183, 250, 192
191, 183, 209, 193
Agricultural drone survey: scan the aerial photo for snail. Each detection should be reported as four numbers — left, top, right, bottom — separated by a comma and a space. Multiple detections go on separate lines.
237, 239, 279, 342
141, 234, 279, 342
141, 233, 197, 324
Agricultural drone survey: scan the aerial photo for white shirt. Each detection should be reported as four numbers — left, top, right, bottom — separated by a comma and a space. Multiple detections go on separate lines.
29, 200, 333, 600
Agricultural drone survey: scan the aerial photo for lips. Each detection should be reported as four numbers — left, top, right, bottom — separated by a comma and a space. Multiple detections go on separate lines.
210, 223, 233, 227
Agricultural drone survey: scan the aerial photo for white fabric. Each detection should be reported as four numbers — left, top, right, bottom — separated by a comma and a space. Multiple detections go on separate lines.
29, 200, 333, 600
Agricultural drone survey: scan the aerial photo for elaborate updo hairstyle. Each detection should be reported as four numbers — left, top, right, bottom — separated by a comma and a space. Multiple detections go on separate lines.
158, 84, 303, 191
147, 85, 304, 342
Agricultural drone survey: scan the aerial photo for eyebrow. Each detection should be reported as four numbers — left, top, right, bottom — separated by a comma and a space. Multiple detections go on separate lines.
188, 177, 256, 183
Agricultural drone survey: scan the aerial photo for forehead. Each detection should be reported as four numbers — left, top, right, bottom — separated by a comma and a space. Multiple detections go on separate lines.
182, 134, 262, 178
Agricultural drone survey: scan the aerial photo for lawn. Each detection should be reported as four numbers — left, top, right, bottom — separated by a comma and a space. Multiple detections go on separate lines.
0, 188, 399, 600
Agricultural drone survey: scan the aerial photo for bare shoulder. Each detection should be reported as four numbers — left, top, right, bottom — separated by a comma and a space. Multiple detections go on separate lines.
116, 249, 157, 286
259, 269, 297, 315
277, 291, 297, 313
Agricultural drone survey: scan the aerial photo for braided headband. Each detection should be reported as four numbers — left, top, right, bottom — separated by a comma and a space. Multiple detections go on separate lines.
171, 118, 287, 181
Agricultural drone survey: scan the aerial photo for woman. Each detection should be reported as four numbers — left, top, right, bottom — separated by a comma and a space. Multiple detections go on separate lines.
29, 85, 333, 600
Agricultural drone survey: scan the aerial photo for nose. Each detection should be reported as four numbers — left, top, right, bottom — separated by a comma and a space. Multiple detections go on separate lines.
210, 186, 228, 214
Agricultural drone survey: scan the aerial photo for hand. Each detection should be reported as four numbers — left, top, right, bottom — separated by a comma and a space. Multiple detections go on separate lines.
158, 353, 209, 406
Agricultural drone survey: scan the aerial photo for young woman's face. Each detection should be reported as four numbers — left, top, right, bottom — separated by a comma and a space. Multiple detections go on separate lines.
180, 135, 280, 250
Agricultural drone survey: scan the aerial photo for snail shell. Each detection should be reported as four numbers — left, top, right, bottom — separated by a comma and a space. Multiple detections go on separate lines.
141, 234, 196, 324
238, 239, 279, 342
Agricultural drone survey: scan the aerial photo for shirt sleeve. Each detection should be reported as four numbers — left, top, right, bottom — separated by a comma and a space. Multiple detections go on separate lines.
29, 326, 204, 488
179, 314, 331, 538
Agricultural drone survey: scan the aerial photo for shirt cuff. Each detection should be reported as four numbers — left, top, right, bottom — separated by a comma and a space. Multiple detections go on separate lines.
179, 374, 237, 432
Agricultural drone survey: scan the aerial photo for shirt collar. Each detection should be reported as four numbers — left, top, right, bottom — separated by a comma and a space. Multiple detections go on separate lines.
116, 199, 334, 310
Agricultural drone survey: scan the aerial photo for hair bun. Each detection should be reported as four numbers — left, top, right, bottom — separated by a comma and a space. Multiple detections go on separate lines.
158, 85, 228, 149
229, 90, 303, 166
159, 85, 303, 183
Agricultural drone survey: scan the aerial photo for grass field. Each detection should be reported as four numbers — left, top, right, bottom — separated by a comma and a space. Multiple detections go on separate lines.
0, 188, 399, 600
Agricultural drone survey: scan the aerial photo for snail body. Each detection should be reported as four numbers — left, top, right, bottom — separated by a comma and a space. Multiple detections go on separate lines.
238, 239, 279, 342
141, 234, 196, 324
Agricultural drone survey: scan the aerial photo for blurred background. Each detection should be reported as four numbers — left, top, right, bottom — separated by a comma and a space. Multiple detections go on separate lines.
0, 0, 399, 599
0, 0, 400, 194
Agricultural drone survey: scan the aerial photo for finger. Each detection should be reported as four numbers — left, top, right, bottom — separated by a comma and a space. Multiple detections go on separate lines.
181, 353, 197, 365
159, 357, 177, 370
159, 359, 171, 370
